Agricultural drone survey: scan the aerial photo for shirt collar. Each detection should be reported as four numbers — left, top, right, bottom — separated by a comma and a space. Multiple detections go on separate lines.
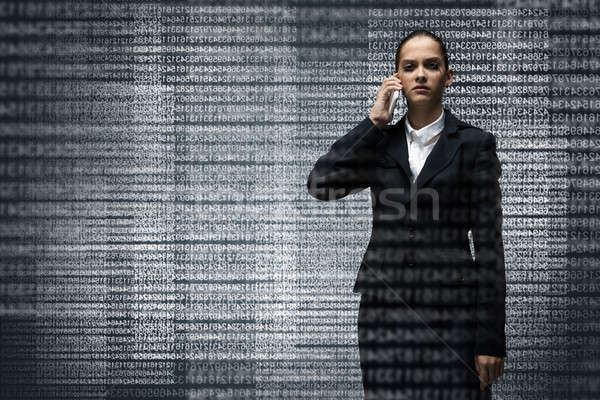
405, 108, 445, 146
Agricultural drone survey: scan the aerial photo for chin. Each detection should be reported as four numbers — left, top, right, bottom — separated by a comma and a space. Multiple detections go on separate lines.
408, 97, 432, 106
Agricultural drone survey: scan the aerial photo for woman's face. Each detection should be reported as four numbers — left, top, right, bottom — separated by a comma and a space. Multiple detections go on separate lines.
396, 36, 453, 108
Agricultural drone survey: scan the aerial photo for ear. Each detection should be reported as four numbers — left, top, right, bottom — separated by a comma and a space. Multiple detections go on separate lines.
444, 67, 454, 88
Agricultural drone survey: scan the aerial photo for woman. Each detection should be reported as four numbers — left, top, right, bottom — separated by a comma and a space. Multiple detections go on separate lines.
307, 30, 506, 399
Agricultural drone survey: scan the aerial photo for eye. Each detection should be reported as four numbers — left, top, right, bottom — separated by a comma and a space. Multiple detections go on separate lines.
429, 63, 439, 69
403, 66, 414, 71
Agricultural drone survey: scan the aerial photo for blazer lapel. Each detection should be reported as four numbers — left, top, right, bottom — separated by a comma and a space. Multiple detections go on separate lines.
384, 107, 462, 189
383, 113, 412, 181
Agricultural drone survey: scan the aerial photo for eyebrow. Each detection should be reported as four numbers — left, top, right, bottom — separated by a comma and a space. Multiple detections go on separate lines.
401, 57, 441, 64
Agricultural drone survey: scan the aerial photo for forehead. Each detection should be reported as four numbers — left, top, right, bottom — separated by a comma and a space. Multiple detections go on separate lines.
399, 36, 442, 62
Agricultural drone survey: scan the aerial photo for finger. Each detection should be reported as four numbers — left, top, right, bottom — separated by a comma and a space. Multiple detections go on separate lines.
489, 364, 497, 385
486, 363, 495, 384
383, 83, 402, 96
479, 366, 489, 391
390, 75, 402, 85
474, 357, 485, 390
494, 362, 500, 382
383, 84, 400, 97
378, 87, 392, 100
495, 360, 502, 381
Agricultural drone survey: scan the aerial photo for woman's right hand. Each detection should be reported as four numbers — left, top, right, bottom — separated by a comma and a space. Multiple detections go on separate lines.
369, 72, 403, 129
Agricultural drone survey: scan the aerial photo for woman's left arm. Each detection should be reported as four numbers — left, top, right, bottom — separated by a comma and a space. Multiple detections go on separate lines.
470, 131, 507, 359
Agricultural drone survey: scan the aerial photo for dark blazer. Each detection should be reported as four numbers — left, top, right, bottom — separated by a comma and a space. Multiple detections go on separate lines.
306, 107, 507, 357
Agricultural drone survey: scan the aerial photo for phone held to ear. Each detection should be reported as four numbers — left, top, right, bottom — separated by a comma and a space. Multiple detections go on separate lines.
388, 90, 399, 116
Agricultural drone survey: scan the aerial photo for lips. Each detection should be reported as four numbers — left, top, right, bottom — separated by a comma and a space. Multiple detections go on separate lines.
413, 86, 430, 91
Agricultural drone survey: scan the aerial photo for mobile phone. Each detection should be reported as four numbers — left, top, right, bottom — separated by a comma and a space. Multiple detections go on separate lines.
388, 90, 400, 116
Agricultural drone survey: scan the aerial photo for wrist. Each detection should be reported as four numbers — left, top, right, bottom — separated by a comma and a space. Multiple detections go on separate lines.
369, 116, 385, 130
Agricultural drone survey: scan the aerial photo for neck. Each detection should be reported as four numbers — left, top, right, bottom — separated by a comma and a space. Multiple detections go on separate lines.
406, 103, 443, 130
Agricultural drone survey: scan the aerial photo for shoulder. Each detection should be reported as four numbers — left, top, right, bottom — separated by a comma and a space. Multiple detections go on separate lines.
452, 116, 501, 174
454, 116, 496, 152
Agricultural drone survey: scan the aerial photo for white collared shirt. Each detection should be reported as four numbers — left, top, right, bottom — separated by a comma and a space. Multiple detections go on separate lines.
405, 109, 445, 182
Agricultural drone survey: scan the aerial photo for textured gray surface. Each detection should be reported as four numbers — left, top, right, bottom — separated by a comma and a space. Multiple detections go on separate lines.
0, 1, 597, 399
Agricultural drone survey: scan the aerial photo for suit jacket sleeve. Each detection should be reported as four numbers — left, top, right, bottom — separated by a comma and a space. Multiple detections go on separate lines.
306, 116, 386, 201
471, 131, 507, 357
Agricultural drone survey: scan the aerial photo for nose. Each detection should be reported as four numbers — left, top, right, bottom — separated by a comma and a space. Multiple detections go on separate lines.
416, 65, 427, 82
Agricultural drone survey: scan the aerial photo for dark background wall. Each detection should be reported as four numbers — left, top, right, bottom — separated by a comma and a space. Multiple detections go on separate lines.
0, 0, 598, 399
